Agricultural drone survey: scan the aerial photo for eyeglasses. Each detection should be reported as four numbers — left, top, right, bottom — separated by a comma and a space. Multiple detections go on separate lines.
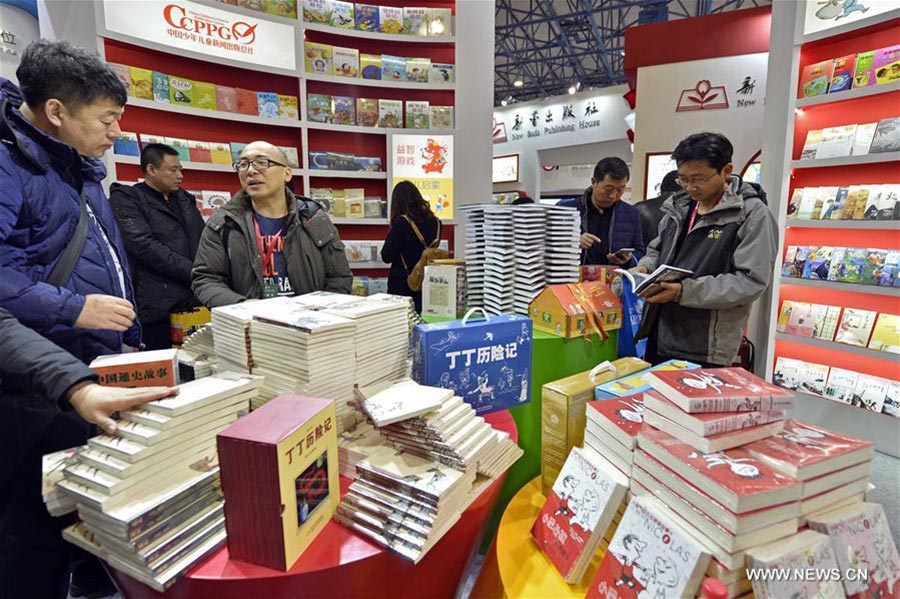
233, 158, 287, 173
675, 172, 718, 188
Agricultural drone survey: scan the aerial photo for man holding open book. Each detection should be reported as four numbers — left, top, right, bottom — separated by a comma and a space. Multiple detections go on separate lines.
633, 132, 777, 367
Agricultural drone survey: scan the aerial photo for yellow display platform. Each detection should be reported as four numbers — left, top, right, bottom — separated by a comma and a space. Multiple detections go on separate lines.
492, 476, 608, 598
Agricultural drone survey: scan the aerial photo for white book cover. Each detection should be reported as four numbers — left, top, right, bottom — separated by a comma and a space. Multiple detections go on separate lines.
745, 530, 846, 599
851, 122, 878, 155
852, 374, 889, 413
815, 124, 857, 159
824, 367, 860, 405
356, 380, 449, 426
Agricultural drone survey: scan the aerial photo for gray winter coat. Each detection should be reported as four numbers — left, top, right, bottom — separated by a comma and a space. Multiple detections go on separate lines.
636, 177, 777, 365
191, 189, 352, 308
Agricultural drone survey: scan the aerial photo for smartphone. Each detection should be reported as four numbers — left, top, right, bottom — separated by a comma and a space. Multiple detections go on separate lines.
614, 248, 635, 258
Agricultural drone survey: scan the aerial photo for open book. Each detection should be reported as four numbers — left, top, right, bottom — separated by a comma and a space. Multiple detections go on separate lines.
617, 264, 694, 297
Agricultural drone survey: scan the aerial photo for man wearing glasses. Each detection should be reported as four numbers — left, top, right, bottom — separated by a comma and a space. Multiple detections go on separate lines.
192, 141, 352, 307
559, 156, 645, 266
633, 132, 777, 368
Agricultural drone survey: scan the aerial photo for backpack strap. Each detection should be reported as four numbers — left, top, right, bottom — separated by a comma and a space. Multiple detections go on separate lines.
401, 215, 441, 248
46, 192, 89, 287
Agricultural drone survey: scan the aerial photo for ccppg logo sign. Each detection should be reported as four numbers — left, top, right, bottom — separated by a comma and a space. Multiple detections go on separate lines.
163, 4, 257, 44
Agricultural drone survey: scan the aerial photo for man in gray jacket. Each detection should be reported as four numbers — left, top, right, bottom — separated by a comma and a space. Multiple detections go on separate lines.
633, 132, 777, 367
192, 141, 352, 307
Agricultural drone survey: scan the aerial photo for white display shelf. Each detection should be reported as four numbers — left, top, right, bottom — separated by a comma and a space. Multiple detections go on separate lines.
796, 80, 900, 108
125, 98, 302, 128
780, 276, 900, 297
114, 155, 303, 176
303, 72, 455, 90
330, 217, 390, 225
308, 170, 387, 179
190, 0, 299, 27
301, 22, 455, 43
790, 152, 900, 169
800, 8, 900, 45
791, 391, 900, 457
785, 219, 900, 230
775, 333, 900, 363
305, 121, 453, 135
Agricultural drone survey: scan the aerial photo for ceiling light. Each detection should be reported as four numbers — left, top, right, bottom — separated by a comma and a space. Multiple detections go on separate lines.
568, 85, 577, 95
513, 79, 524, 88
501, 99, 508, 106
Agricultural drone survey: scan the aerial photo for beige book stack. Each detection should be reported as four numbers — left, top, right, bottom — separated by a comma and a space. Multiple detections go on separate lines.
249, 302, 357, 425
338, 422, 393, 479
57, 372, 261, 591
368, 292, 421, 361
210, 297, 297, 373
178, 324, 215, 380
42, 449, 77, 517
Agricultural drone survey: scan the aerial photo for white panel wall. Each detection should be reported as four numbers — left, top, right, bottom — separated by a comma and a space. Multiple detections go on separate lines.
0, 4, 40, 82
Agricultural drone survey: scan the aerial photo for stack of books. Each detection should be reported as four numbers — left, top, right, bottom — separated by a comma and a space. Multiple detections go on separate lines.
634, 428, 803, 595
335, 450, 477, 563
314, 297, 410, 386
482, 206, 516, 315
544, 206, 581, 285
338, 422, 392, 479
357, 380, 522, 477
512, 205, 548, 315
531, 446, 628, 584
644, 367, 794, 452
210, 299, 290, 373
89, 349, 179, 387
368, 292, 420, 361
42, 449, 77, 517
461, 206, 486, 309
584, 392, 646, 477
58, 373, 261, 591
745, 419, 874, 523
746, 530, 846, 598
249, 303, 357, 427
178, 324, 215, 381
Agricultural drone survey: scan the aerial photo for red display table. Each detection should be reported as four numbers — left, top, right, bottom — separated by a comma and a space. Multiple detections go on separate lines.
109, 411, 517, 599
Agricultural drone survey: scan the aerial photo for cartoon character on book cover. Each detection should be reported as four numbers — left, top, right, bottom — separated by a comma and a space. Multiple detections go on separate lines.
814, 0, 870, 22
678, 372, 741, 395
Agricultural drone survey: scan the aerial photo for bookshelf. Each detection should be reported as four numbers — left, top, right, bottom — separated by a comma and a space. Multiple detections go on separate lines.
300, 21, 456, 44
762, 2, 900, 450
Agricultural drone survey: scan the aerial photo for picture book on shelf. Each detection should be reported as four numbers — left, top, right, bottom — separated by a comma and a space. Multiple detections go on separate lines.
332, 96, 355, 125
828, 54, 856, 93
853, 50, 876, 88
876, 185, 899, 220
868, 313, 900, 354
403, 7, 428, 36
236, 88, 259, 116
781, 246, 800, 277
802, 246, 832, 280
851, 122, 877, 155
885, 381, 900, 417
360, 54, 382, 79
113, 132, 139, 157
187, 140, 211, 163
429, 63, 455, 84
328, 0, 354, 28
277, 95, 298, 120
110, 63, 131, 95
168, 77, 193, 107
844, 186, 870, 220
863, 189, 881, 220
377, 99, 403, 128
426, 8, 452, 36
303, 0, 330, 23
192, 81, 216, 111
799, 59, 833, 97
267, 0, 297, 18
405, 101, 429, 129
216, 85, 236, 112
880, 250, 900, 287
332, 46, 359, 78
164, 137, 190, 162
785, 302, 814, 337
378, 6, 403, 34
209, 142, 232, 165
279, 146, 300, 169
307, 94, 333, 123
863, 249, 887, 284
836, 247, 866, 283
786, 188, 803, 218
405, 57, 431, 83
873, 44, 900, 85
852, 374, 889, 412
356, 98, 378, 127
773, 357, 804, 391
381, 55, 406, 81
799, 362, 829, 396
354, 4, 378, 31
800, 129, 823, 159
824, 368, 859, 404
256, 92, 279, 119
811, 304, 841, 341
130, 67, 153, 100
430, 106, 454, 129
304, 42, 333, 75
870, 117, 900, 154
152, 71, 169, 103
815, 125, 856, 159
835, 308, 877, 347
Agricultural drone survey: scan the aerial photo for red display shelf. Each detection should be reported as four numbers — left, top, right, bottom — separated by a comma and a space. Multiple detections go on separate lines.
307, 129, 386, 164
108, 409, 513, 599
778, 280, 899, 315
305, 79, 454, 105
775, 336, 893, 382
306, 177, 386, 197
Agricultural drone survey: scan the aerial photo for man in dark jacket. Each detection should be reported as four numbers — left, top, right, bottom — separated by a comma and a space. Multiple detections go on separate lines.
0, 308, 175, 599
0, 40, 144, 597
192, 141, 352, 307
110, 143, 206, 349
634, 132, 777, 367
636, 169, 680, 247
558, 157, 645, 266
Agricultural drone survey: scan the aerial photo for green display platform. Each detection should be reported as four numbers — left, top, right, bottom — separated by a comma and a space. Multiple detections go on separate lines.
419, 316, 618, 548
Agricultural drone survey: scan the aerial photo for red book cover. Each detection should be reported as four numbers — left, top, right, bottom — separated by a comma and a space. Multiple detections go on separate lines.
799, 59, 835, 98
649, 367, 794, 413
216, 85, 237, 112
643, 391, 784, 437
586, 496, 709, 599
744, 419, 874, 481
638, 428, 802, 512
531, 446, 627, 583
586, 392, 645, 449
236, 87, 259, 116
828, 54, 857, 93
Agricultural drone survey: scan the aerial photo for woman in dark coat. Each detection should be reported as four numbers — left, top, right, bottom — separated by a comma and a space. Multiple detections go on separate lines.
381, 181, 441, 312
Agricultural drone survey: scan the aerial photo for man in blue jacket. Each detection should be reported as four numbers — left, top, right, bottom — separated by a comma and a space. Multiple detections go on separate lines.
0, 40, 140, 597
558, 157, 645, 267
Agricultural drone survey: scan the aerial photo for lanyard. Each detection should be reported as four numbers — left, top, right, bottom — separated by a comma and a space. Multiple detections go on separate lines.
253, 214, 286, 277
687, 201, 701, 233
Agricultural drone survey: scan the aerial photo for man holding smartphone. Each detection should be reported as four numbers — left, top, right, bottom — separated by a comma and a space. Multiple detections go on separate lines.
559, 157, 645, 266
